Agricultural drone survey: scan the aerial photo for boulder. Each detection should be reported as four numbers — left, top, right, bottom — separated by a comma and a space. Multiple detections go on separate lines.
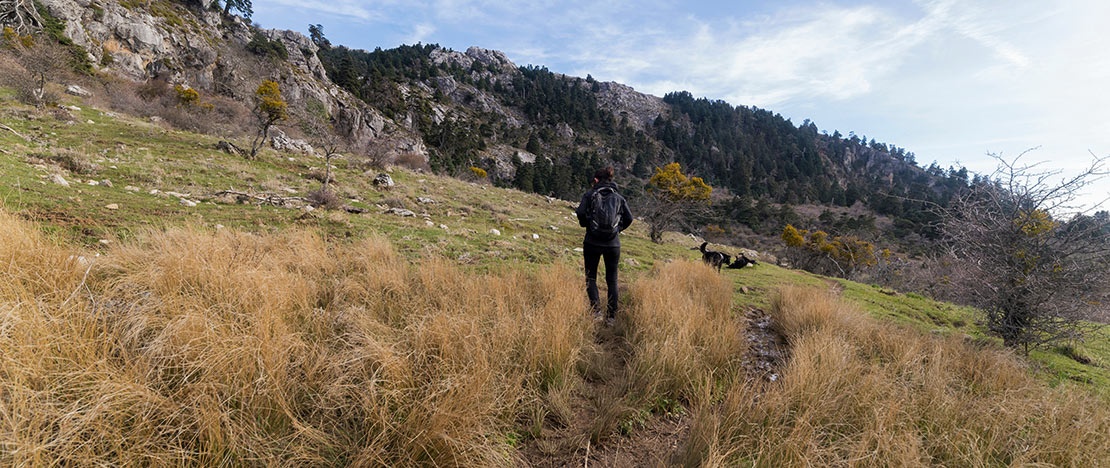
373, 173, 395, 188
66, 85, 92, 97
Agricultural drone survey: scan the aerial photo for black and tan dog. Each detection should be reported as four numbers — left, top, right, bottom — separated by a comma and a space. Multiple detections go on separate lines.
698, 242, 731, 272
727, 253, 759, 269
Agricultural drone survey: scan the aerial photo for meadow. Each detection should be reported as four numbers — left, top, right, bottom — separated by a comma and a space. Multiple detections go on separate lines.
3, 90, 1110, 466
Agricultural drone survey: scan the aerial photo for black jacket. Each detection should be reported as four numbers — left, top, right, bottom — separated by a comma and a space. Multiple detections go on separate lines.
576, 181, 634, 248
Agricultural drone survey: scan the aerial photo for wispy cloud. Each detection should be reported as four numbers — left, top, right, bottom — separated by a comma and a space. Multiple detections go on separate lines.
260, 0, 386, 23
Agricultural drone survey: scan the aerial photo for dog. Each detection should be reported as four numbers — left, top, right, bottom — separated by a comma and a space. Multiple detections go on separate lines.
727, 253, 759, 269
698, 242, 731, 272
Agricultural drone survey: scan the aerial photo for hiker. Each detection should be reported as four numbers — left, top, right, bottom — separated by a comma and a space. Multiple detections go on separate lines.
575, 166, 634, 325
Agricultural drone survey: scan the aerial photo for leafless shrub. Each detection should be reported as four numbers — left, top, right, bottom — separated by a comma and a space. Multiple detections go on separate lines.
395, 152, 430, 172
96, 76, 253, 137
29, 148, 99, 175
942, 151, 1110, 351
381, 196, 408, 209
305, 188, 341, 210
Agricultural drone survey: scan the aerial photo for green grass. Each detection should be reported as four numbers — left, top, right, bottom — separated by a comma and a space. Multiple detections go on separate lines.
3, 89, 1108, 400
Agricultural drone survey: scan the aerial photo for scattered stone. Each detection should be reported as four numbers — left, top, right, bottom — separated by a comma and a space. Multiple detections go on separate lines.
98, 239, 111, 245
165, 191, 190, 198
215, 224, 225, 230
100, 179, 113, 187
740, 286, 751, 294
425, 220, 435, 227
439, 224, 448, 230
531, 233, 540, 240
105, 203, 119, 210
51, 174, 69, 186
386, 207, 416, 217
66, 84, 92, 97
344, 206, 366, 214
270, 129, 315, 154
86, 120, 94, 124
548, 225, 559, 231
624, 258, 640, 267
490, 228, 501, 236
573, 247, 584, 252
373, 173, 395, 188
303, 205, 315, 212
179, 199, 197, 207
416, 196, 437, 204
65, 105, 82, 112
149, 189, 161, 195
86, 180, 99, 186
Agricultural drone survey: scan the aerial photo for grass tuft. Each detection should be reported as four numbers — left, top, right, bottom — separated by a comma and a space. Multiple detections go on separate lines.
686, 285, 1110, 466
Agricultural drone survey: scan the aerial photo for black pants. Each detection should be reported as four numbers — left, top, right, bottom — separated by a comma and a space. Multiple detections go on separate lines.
583, 243, 620, 319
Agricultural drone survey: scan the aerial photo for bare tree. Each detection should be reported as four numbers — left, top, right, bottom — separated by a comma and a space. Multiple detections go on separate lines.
9, 39, 69, 108
0, 0, 44, 35
303, 115, 345, 209
942, 151, 1110, 352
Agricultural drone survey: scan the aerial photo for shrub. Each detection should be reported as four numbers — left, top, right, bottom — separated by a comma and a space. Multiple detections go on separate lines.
173, 84, 199, 107
395, 152, 429, 172
246, 31, 288, 60
780, 224, 877, 278
305, 188, 341, 209
30, 148, 100, 175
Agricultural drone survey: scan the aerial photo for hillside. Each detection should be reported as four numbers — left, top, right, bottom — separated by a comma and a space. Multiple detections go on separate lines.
3, 86, 1110, 465
9, 0, 971, 253
3, 2, 1110, 465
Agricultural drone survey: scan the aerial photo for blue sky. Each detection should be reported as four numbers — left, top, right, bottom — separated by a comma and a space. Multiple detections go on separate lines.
252, 0, 1109, 211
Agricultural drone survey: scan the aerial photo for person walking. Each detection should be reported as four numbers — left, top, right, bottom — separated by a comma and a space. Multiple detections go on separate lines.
575, 166, 634, 325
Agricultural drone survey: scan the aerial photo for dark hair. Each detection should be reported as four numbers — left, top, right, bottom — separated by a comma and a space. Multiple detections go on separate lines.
593, 166, 614, 182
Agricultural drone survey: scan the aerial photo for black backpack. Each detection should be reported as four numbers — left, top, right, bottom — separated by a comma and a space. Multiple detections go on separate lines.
589, 187, 622, 239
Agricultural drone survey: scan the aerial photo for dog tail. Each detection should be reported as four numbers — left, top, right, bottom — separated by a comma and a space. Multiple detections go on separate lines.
698, 241, 708, 253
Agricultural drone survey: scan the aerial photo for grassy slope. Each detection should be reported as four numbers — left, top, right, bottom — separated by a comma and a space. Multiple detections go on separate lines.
3, 91, 1109, 442
3, 90, 1107, 393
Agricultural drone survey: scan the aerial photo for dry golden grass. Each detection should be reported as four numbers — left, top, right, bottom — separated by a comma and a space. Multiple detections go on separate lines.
0, 209, 594, 465
626, 259, 744, 405
6, 207, 1110, 466
687, 285, 1110, 467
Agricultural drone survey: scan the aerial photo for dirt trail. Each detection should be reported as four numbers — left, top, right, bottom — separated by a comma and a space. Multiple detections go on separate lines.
518, 308, 787, 467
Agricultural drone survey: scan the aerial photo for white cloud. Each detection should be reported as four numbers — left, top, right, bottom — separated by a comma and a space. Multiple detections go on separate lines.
407, 22, 437, 44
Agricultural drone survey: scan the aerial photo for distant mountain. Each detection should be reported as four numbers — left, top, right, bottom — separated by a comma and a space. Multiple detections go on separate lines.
31, 0, 971, 244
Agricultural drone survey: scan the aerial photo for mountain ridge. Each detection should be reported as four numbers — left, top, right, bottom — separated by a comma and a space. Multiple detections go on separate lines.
28, 0, 964, 245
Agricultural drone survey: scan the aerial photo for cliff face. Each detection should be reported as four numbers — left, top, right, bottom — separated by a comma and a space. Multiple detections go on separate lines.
38, 0, 424, 162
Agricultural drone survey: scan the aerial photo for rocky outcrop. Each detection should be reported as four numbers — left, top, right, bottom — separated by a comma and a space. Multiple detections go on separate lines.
481, 145, 538, 180
40, 0, 227, 83
35, 0, 430, 165
593, 81, 669, 132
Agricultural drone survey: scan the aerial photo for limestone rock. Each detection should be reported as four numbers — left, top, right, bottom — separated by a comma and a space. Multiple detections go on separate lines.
66, 84, 92, 97
373, 173, 395, 188
385, 207, 415, 217
270, 129, 314, 154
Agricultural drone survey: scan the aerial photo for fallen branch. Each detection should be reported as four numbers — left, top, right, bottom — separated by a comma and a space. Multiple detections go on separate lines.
0, 123, 29, 141
212, 189, 309, 207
